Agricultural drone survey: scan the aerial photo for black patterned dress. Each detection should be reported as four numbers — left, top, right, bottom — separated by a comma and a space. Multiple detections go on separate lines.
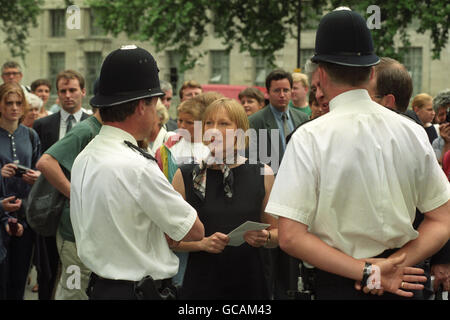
179, 161, 270, 299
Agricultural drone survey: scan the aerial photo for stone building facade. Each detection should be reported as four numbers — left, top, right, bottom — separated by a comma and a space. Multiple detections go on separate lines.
1, 0, 449, 114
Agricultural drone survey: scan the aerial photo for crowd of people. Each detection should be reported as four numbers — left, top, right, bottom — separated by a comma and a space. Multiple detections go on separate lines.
0, 8, 449, 301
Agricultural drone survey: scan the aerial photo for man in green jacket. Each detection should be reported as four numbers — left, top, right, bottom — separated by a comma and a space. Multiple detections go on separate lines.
36, 103, 102, 300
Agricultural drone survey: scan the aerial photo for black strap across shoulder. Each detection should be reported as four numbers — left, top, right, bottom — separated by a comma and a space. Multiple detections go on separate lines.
124, 140, 157, 162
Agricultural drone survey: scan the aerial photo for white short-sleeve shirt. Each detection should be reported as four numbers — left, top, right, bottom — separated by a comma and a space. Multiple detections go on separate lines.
266, 89, 450, 259
70, 125, 198, 281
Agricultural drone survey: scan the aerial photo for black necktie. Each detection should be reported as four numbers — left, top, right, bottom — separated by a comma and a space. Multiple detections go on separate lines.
66, 115, 75, 135
281, 113, 291, 138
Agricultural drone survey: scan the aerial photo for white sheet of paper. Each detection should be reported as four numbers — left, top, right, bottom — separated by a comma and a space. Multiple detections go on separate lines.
226, 221, 271, 247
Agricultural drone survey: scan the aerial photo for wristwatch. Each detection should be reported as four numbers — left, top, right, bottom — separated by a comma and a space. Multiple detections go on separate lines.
361, 262, 372, 287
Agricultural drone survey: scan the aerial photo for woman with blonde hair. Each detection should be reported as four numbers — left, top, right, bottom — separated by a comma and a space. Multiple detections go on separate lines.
171, 98, 277, 299
0, 82, 41, 299
156, 91, 223, 182
147, 99, 176, 154
155, 91, 223, 287
411, 93, 437, 143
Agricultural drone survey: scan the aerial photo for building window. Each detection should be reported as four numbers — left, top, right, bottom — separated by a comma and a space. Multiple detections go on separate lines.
300, 48, 315, 72
50, 9, 66, 37
254, 54, 272, 87
90, 9, 105, 36
210, 50, 229, 84
167, 51, 184, 95
85, 52, 103, 95
403, 47, 423, 98
48, 52, 65, 95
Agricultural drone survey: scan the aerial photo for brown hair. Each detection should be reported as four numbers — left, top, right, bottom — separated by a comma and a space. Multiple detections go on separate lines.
319, 62, 371, 87
31, 78, 52, 92
177, 91, 224, 120
56, 70, 85, 90
374, 57, 412, 113
0, 82, 29, 122
238, 87, 265, 105
308, 90, 318, 106
266, 69, 293, 91
179, 80, 202, 99
99, 98, 153, 122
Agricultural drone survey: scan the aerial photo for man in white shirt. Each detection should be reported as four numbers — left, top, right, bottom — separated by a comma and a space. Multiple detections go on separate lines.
365, 57, 450, 297
70, 45, 204, 300
266, 9, 450, 300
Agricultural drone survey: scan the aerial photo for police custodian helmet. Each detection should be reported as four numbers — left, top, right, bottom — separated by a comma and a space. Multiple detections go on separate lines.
311, 9, 380, 67
90, 45, 165, 108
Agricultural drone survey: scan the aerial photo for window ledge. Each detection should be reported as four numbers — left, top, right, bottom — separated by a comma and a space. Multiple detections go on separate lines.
75, 36, 111, 42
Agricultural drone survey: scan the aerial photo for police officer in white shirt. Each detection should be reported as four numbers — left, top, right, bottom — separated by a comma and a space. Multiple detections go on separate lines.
265, 9, 450, 300
70, 45, 204, 300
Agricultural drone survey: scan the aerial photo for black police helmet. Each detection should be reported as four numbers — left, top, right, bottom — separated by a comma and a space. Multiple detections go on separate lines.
311, 10, 380, 67
90, 45, 164, 108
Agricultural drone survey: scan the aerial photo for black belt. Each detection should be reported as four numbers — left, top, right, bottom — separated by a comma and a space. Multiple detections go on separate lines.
92, 273, 169, 288
89, 273, 176, 300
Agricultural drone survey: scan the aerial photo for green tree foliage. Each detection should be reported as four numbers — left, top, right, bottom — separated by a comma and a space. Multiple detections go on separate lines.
331, 0, 450, 61
87, 0, 449, 70
0, 0, 44, 60
3, 1, 447, 68
86, 0, 327, 71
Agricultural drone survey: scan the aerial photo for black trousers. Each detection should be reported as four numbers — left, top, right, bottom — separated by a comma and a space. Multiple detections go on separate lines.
314, 269, 424, 300
88, 275, 137, 300
313, 249, 424, 300
271, 247, 301, 300
0, 226, 34, 300
35, 235, 59, 300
